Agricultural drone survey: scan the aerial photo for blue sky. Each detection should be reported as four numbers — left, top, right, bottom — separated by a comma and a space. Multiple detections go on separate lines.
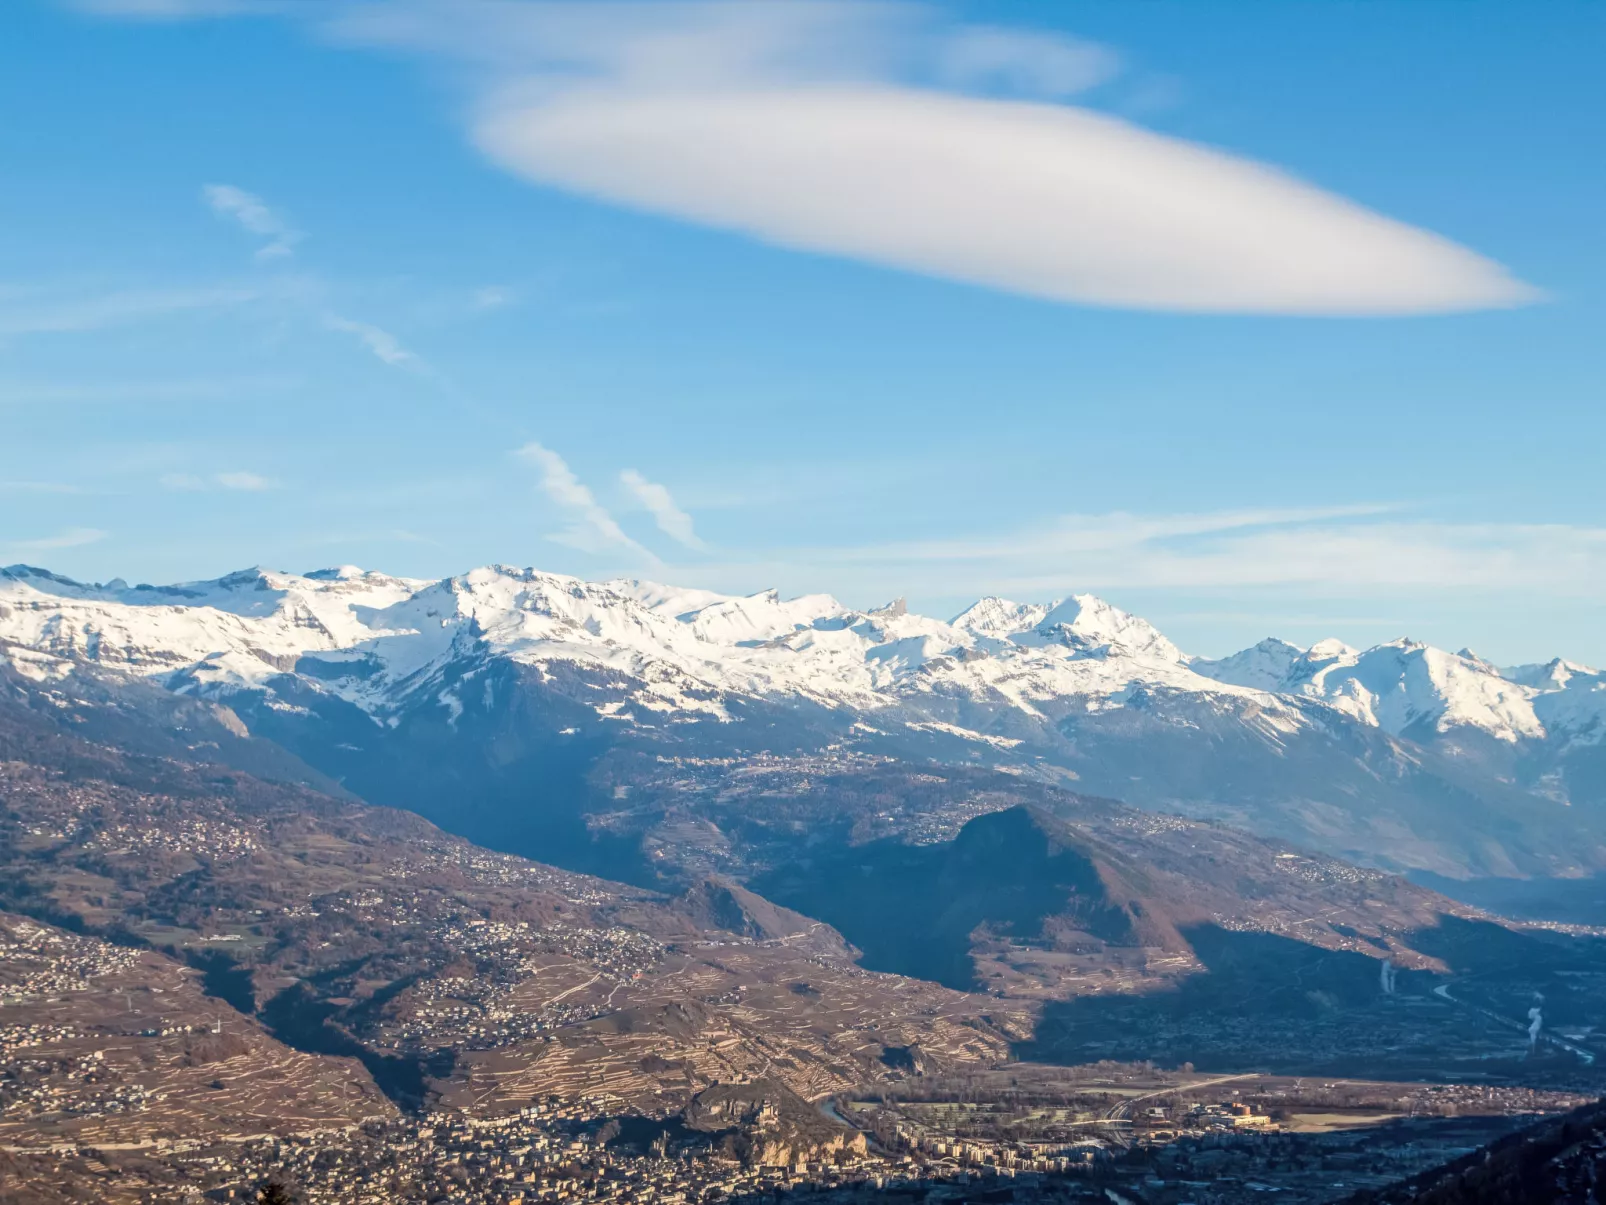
3, 0, 1603, 664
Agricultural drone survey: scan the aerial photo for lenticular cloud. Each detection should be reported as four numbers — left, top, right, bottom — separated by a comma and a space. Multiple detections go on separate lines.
145, 0, 1535, 316
476, 82, 1534, 316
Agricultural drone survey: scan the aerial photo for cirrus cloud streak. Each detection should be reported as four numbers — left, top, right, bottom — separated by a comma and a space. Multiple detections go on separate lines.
4, 527, 108, 552
516, 442, 656, 561
751, 510, 1606, 602
202, 183, 302, 259
620, 468, 706, 551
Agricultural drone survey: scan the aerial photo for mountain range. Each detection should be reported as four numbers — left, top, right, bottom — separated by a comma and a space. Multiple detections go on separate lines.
3, 561, 1604, 882
7, 557, 1606, 1205
3, 623, 1587, 1094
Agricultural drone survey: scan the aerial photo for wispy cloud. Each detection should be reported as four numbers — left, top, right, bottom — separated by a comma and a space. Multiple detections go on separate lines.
738, 508, 1606, 602
823, 505, 1393, 564
0, 375, 298, 406
6, 527, 107, 551
189, 181, 418, 372
202, 183, 302, 259
2, 185, 412, 381
389, 528, 443, 546
472, 285, 514, 310
160, 470, 276, 491
323, 313, 421, 369
186, 179, 427, 374
215, 470, 273, 490
1094, 520, 1606, 596
936, 25, 1121, 98
515, 442, 654, 560
0, 286, 256, 336
619, 469, 706, 551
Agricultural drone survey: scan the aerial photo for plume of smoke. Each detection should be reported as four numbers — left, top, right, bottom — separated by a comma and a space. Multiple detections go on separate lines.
1379, 958, 1397, 996
1528, 1006, 1543, 1048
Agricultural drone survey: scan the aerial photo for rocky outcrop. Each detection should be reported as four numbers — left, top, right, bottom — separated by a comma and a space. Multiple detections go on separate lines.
683, 1079, 866, 1168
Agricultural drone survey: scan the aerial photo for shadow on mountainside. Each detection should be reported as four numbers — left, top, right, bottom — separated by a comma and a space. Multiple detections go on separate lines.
1411, 869, 1606, 926
750, 806, 1159, 991
257, 983, 454, 1111
1018, 925, 1417, 1070
230, 670, 659, 885
1019, 919, 1606, 1082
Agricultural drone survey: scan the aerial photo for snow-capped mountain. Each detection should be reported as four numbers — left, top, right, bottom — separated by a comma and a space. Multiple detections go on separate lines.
1188, 637, 1311, 693
5, 560, 1597, 747
1193, 636, 1580, 746
0, 562, 1288, 732
4, 561, 1605, 879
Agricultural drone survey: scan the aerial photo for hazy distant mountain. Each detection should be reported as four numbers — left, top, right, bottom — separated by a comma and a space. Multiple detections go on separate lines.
4, 561, 1604, 879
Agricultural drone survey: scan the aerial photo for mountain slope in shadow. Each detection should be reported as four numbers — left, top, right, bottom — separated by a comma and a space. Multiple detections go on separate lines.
751, 804, 1185, 990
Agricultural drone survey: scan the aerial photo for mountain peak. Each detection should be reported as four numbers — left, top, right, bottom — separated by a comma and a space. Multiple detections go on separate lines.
1306, 637, 1358, 661
2, 564, 86, 590
1033, 594, 1182, 662
2, 559, 1597, 758
1502, 658, 1599, 691
1191, 636, 1305, 691
950, 596, 1053, 637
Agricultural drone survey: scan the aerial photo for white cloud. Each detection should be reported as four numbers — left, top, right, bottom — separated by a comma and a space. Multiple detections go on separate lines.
6, 527, 107, 551
389, 528, 443, 546
352, 1, 1534, 316
763, 508, 1606, 601
826, 505, 1393, 565
1111, 520, 1606, 595
515, 442, 655, 559
476, 85, 1533, 317
215, 471, 274, 490
76, 2, 1539, 314
620, 468, 706, 550
936, 26, 1121, 98
323, 314, 420, 368
160, 471, 276, 491
473, 285, 513, 310
202, 183, 302, 259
